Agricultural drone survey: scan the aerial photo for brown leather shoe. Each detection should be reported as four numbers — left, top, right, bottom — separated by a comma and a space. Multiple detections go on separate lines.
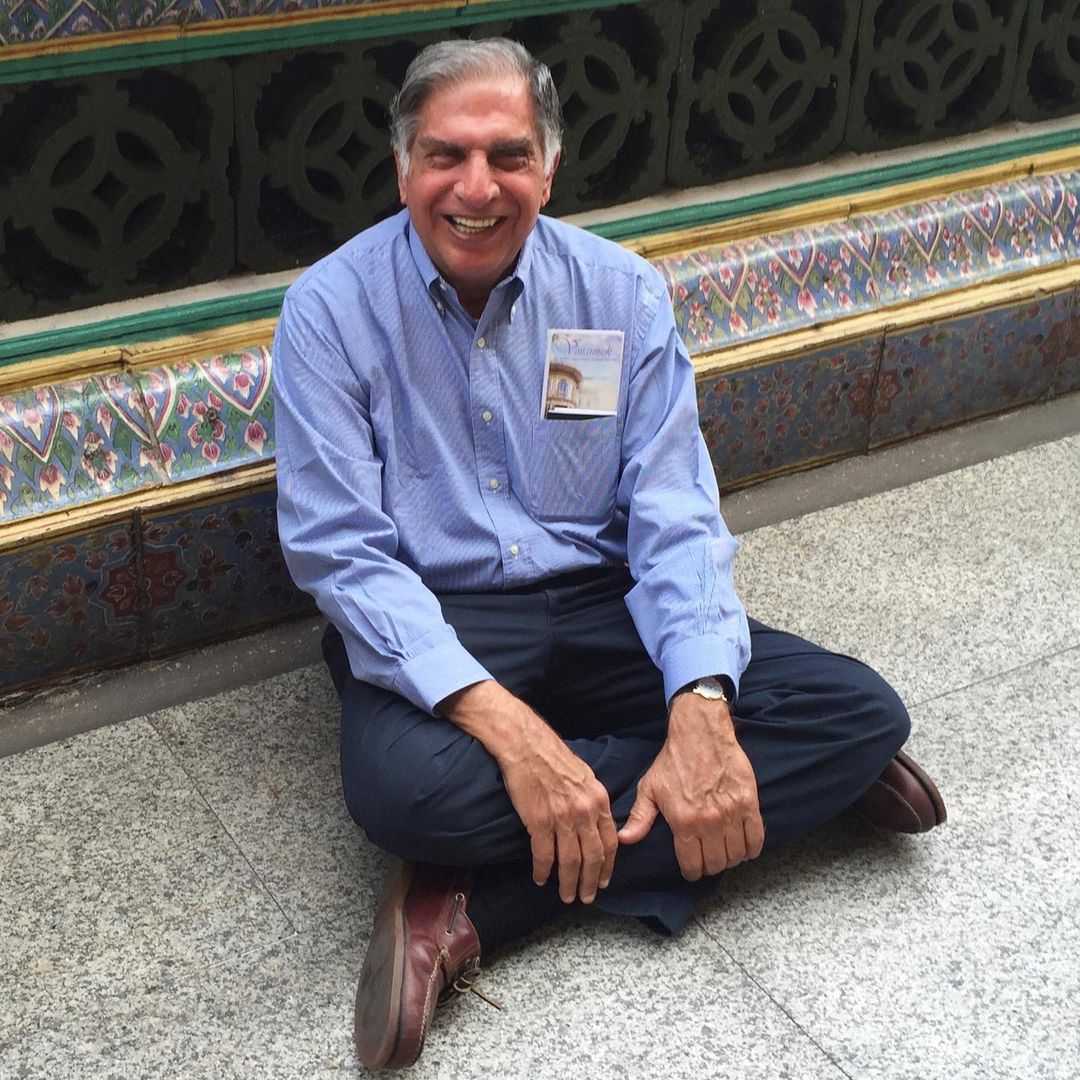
354, 862, 481, 1070
855, 749, 947, 833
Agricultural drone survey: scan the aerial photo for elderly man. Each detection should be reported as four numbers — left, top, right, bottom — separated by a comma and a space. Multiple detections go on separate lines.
273, 38, 945, 1070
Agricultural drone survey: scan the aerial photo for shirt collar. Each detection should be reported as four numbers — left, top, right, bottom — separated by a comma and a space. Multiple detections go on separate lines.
404, 211, 533, 314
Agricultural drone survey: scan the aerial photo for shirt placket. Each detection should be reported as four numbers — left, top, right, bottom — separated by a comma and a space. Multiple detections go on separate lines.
470, 294, 528, 583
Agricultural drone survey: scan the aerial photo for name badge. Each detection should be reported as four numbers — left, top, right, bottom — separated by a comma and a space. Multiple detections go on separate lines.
541, 329, 624, 420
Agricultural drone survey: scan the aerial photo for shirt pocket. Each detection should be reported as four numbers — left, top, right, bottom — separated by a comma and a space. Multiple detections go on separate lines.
519, 415, 620, 523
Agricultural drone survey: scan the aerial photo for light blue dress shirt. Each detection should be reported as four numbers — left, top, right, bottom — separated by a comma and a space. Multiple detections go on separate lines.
273, 210, 750, 714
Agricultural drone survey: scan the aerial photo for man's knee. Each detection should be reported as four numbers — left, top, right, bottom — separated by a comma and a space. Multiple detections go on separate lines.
843, 659, 911, 759
341, 732, 504, 863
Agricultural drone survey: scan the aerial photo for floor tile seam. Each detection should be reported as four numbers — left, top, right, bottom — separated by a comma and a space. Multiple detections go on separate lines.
690, 914, 856, 1080
146, 714, 300, 937
905, 638, 1080, 712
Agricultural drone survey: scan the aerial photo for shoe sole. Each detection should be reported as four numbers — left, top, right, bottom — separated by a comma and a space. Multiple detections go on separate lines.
355, 861, 415, 1068
894, 749, 947, 825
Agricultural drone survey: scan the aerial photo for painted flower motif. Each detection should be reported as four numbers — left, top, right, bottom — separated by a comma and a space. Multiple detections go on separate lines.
22, 407, 45, 440
96, 403, 114, 437
187, 393, 226, 456
728, 312, 749, 336
45, 574, 89, 630
62, 411, 80, 436
25, 575, 48, 599
177, 393, 192, 418
244, 421, 268, 456
234, 371, 254, 395
0, 429, 13, 462
140, 443, 175, 476
38, 464, 64, 501
796, 288, 817, 315
0, 463, 13, 491
240, 349, 263, 375
80, 432, 119, 490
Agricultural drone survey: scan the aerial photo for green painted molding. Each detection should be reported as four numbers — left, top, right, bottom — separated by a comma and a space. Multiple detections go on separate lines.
3, 125, 1079, 369
0, 0, 632, 85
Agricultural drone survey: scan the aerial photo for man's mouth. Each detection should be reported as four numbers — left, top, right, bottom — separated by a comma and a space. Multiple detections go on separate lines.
447, 216, 500, 234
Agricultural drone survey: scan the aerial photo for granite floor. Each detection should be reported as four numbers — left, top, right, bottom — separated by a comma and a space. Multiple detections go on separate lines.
2, 433, 1078, 1080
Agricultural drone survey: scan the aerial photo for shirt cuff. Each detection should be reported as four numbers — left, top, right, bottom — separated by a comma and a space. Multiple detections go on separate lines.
660, 634, 745, 706
392, 638, 494, 714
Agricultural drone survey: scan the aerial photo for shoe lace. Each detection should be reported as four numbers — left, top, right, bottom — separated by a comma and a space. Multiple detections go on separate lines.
450, 962, 502, 1010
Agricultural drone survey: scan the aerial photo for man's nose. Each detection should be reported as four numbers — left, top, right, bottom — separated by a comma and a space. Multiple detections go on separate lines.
454, 155, 497, 205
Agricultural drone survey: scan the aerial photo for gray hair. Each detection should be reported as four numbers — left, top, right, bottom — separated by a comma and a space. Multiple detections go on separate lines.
390, 38, 563, 176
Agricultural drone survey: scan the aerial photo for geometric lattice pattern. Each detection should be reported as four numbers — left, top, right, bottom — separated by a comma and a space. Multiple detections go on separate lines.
5, 0, 1080, 312
846, 0, 1026, 151
0, 63, 233, 319
668, 0, 858, 185
234, 2, 679, 271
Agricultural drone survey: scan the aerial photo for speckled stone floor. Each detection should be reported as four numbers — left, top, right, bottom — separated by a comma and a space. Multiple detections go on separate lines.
2, 433, 1078, 1080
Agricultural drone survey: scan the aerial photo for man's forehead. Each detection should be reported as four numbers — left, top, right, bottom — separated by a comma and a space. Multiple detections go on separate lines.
414, 73, 540, 139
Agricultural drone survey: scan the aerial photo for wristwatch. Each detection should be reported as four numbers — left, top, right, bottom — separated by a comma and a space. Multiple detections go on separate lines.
684, 675, 730, 704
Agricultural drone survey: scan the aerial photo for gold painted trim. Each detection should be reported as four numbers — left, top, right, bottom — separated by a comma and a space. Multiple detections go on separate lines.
0, 0, 495, 63
121, 319, 278, 369
0, 320, 277, 392
629, 147, 1080, 259
0, 347, 125, 393
690, 261, 1080, 379
0, 462, 277, 555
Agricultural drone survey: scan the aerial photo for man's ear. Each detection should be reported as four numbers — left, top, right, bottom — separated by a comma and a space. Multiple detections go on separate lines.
395, 152, 408, 205
540, 149, 561, 208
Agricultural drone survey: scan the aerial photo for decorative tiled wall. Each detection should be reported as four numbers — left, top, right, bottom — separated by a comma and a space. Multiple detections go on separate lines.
6, 0, 1080, 316
660, 171, 1080, 357
0, 347, 272, 526
1, 0, 379, 44
0, 492, 312, 694
5, 169, 1080, 692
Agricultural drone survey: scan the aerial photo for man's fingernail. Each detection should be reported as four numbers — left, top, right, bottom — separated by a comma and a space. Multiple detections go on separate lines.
600, 878, 611, 889
583, 893, 595, 904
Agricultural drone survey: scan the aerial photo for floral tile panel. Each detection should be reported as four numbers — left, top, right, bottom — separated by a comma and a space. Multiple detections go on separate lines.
137, 347, 275, 484
698, 334, 882, 491
1, 0, 381, 45
1052, 286, 1080, 396
870, 291, 1074, 448
0, 372, 166, 525
141, 489, 311, 654
658, 170, 1080, 358
0, 523, 143, 692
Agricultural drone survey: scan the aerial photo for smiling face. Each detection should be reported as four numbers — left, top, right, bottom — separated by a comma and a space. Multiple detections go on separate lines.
396, 73, 559, 317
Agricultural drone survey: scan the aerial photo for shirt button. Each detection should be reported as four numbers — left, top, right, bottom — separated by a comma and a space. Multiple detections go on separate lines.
488, 478, 499, 491
476, 337, 486, 349
509, 544, 520, 556
481, 410, 493, 423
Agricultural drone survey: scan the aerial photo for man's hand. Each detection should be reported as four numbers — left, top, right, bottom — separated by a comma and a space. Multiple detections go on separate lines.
617, 693, 764, 880
438, 681, 617, 905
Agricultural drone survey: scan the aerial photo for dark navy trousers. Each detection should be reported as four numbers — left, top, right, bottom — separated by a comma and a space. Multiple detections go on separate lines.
324, 567, 910, 933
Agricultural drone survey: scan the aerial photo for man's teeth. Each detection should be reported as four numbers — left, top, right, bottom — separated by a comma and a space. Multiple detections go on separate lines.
450, 216, 498, 232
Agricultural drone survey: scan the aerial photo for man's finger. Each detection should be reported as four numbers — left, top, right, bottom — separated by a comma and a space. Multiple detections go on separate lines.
745, 811, 765, 860
701, 830, 730, 878
531, 831, 555, 887
723, 825, 747, 871
617, 791, 658, 845
555, 828, 582, 904
674, 834, 704, 882
598, 812, 618, 888
577, 828, 605, 904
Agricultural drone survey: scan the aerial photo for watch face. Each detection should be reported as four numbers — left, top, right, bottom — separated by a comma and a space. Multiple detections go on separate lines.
691, 679, 727, 701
